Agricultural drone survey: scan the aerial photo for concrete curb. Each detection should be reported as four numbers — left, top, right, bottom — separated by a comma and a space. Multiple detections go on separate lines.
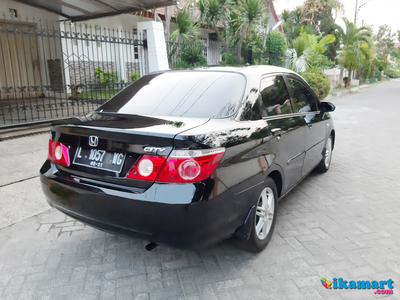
330, 84, 370, 98
0, 124, 50, 141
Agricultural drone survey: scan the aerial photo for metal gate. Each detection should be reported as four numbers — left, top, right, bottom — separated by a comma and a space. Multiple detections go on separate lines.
0, 14, 147, 128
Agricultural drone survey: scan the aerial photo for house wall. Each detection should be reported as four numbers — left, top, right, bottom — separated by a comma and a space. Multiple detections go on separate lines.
0, 0, 60, 21
323, 68, 350, 88
0, 0, 65, 99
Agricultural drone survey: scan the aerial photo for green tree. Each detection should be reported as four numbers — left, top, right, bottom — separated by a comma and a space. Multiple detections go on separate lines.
375, 25, 396, 70
282, 7, 303, 43
301, 0, 343, 29
232, 0, 268, 63
301, 0, 343, 62
170, 9, 200, 44
339, 41, 372, 83
336, 18, 372, 81
169, 9, 202, 68
198, 0, 231, 42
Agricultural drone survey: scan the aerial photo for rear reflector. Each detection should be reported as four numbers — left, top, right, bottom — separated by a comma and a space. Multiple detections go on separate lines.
126, 148, 225, 183
48, 140, 70, 166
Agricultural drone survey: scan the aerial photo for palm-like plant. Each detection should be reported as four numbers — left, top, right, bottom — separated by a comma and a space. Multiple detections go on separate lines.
198, 0, 231, 42
171, 9, 200, 43
289, 30, 335, 72
233, 0, 268, 63
169, 9, 201, 68
337, 18, 372, 81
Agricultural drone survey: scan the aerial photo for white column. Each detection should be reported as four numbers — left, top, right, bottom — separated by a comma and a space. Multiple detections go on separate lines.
137, 21, 169, 75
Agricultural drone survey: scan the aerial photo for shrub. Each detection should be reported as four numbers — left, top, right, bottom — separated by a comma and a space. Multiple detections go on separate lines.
175, 40, 207, 68
372, 68, 382, 81
94, 67, 118, 86
220, 52, 237, 66
264, 31, 287, 66
265, 31, 287, 55
385, 68, 400, 78
301, 70, 330, 100
129, 71, 140, 82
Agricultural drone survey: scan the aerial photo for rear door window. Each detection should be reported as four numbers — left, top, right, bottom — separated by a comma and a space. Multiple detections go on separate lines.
260, 76, 293, 117
287, 78, 319, 113
98, 71, 246, 119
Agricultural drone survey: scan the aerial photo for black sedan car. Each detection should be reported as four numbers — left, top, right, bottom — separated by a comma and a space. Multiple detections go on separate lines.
40, 66, 335, 252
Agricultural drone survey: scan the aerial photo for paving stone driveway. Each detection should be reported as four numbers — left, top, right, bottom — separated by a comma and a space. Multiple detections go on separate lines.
1, 80, 400, 300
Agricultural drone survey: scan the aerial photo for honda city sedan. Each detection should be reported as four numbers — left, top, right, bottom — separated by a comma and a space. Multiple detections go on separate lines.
40, 66, 335, 252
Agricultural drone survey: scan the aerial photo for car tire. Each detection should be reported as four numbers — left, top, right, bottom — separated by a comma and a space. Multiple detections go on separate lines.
238, 177, 278, 253
315, 135, 333, 173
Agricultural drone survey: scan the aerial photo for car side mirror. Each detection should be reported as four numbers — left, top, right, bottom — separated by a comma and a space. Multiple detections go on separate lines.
320, 102, 335, 112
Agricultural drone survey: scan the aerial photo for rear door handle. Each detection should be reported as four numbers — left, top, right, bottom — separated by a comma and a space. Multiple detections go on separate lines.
271, 128, 282, 139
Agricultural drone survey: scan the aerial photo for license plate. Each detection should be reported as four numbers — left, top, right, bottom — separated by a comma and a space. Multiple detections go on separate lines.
73, 147, 126, 173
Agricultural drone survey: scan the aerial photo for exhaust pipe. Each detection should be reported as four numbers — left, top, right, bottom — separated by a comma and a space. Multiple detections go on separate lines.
145, 242, 158, 251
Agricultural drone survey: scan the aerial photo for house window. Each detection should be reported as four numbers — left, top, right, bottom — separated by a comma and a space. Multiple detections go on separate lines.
9, 9, 18, 18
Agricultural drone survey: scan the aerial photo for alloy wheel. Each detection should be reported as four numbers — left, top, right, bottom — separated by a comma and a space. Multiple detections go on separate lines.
255, 187, 275, 240
324, 137, 333, 169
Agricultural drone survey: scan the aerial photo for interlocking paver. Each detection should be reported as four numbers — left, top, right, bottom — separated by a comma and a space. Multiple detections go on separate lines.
1, 80, 400, 299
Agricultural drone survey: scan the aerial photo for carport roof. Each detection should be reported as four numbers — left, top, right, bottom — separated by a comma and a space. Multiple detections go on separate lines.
13, 0, 177, 22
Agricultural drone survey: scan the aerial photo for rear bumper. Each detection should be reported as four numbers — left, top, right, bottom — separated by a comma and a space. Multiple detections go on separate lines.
40, 161, 249, 249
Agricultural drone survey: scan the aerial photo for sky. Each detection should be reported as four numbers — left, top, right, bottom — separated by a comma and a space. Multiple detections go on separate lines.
273, 0, 400, 38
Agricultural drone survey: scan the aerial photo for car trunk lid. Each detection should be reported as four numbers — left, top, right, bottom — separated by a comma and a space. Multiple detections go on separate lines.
51, 112, 209, 189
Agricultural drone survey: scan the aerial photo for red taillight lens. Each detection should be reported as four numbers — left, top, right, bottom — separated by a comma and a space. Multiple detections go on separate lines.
48, 140, 70, 166
126, 148, 225, 183
126, 155, 166, 181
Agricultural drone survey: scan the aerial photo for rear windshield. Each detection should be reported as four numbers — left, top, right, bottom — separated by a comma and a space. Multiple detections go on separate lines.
98, 71, 246, 118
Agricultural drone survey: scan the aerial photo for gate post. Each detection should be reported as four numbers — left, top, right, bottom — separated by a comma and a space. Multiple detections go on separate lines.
137, 21, 169, 75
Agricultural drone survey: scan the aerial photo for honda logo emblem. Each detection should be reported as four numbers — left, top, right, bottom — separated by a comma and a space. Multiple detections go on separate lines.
88, 136, 99, 147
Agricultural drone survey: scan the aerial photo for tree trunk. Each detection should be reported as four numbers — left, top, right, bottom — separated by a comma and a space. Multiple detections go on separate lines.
237, 35, 243, 64
339, 44, 348, 82
263, 0, 271, 47
263, 24, 270, 51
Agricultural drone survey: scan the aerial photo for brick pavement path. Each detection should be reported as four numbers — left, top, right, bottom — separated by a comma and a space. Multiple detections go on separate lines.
1, 80, 400, 300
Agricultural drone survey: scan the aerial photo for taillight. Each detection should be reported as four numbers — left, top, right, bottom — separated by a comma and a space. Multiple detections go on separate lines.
48, 140, 70, 166
126, 148, 225, 183
126, 155, 166, 181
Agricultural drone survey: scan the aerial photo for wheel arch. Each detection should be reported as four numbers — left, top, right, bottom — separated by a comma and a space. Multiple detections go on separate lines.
330, 129, 335, 150
267, 170, 283, 198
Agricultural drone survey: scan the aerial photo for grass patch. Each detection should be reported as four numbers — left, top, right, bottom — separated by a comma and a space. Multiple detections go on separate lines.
76, 88, 122, 100
332, 87, 349, 92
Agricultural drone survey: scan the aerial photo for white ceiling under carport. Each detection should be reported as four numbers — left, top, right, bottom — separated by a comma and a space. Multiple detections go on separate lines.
13, 0, 176, 21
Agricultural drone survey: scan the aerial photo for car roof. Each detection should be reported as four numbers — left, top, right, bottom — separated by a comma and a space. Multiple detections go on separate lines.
158, 66, 300, 85
165, 65, 297, 76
